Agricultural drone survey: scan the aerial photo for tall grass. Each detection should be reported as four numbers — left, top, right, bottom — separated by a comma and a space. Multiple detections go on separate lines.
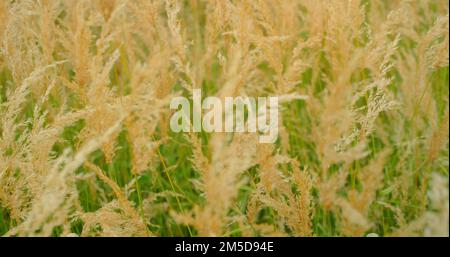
0, 0, 448, 237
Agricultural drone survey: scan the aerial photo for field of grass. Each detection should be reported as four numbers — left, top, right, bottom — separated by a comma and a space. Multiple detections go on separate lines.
0, 0, 448, 237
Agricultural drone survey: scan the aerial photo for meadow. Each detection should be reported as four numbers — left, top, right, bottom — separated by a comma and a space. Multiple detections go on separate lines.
0, 0, 448, 237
